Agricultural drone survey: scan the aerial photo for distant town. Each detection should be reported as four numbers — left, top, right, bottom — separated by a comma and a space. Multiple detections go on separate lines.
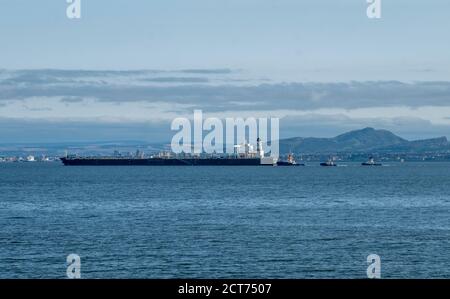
0, 155, 56, 163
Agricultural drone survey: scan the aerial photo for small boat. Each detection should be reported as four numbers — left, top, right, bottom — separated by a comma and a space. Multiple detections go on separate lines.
320, 158, 337, 167
25, 155, 36, 162
362, 157, 382, 166
277, 153, 305, 166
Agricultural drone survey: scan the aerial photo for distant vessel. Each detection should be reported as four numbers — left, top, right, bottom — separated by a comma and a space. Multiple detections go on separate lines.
362, 157, 382, 166
61, 138, 277, 166
320, 158, 337, 167
276, 153, 305, 166
61, 156, 276, 166
25, 155, 36, 162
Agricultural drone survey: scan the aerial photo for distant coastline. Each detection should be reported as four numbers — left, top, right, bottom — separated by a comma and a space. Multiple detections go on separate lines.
1, 127, 449, 162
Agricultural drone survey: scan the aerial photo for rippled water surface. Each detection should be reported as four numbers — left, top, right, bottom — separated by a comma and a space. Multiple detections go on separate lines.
1, 162, 449, 278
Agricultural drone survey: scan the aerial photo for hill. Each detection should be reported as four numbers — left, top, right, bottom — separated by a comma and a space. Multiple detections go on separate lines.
279, 128, 449, 154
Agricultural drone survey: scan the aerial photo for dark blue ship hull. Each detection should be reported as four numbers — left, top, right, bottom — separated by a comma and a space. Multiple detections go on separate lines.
276, 161, 305, 166
320, 162, 337, 167
60, 157, 268, 166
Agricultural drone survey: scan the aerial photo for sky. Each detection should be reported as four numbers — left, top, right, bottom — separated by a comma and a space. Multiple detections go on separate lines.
1, 0, 450, 143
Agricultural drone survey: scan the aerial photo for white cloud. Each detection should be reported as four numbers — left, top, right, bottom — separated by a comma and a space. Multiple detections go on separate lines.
1, 70, 450, 141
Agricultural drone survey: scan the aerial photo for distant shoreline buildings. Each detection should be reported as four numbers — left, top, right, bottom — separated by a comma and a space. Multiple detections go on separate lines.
1, 128, 450, 163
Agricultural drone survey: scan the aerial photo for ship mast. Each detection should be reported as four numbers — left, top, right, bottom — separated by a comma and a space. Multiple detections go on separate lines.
256, 137, 264, 158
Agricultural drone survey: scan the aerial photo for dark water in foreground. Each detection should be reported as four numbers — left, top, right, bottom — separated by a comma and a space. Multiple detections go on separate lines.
0, 162, 449, 278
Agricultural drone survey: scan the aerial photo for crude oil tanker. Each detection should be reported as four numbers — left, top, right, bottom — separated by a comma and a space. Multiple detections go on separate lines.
61, 138, 279, 166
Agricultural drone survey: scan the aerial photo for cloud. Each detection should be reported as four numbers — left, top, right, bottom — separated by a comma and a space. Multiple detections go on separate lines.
60, 96, 84, 103
1, 70, 450, 113
140, 77, 209, 83
1, 70, 450, 142
180, 69, 234, 74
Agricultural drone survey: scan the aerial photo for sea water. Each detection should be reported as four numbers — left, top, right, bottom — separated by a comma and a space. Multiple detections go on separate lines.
0, 162, 449, 278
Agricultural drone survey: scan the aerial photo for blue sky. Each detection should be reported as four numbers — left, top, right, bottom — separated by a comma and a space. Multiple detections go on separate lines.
1, 0, 449, 79
1, 1, 450, 143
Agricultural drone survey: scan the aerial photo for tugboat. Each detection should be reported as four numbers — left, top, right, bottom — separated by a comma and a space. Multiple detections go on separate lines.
320, 157, 337, 167
277, 153, 305, 166
361, 156, 382, 166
